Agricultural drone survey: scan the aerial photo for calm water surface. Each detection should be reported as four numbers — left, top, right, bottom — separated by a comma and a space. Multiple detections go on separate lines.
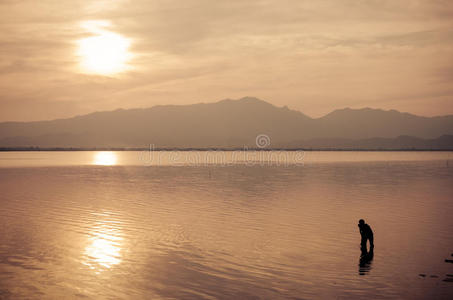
0, 151, 452, 299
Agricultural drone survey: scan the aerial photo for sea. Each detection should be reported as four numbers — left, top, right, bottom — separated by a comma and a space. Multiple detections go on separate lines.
0, 151, 452, 299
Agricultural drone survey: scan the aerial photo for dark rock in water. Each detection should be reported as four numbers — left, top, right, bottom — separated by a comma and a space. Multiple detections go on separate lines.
445, 259, 453, 263
419, 274, 426, 277
430, 275, 439, 278
446, 274, 453, 277
443, 278, 453, 282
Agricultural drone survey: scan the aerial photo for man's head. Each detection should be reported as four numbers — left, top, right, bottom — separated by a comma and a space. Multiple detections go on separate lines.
359, 219, 365, 225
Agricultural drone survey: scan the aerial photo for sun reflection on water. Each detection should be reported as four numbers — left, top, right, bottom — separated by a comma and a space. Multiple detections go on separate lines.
83, 217, 123, 271
93, 151, 117, 166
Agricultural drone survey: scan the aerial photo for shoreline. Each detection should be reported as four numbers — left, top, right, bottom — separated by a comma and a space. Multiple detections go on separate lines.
1, 147, 453, 152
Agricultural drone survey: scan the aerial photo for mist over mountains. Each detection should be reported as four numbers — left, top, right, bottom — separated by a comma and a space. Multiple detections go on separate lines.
1, 97, 453, 149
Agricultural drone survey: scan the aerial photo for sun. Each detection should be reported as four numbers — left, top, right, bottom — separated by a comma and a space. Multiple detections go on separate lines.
77, 21, 132, 75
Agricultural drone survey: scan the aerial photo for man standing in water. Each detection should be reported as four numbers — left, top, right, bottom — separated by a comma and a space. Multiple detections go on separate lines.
358, 219, 374, 250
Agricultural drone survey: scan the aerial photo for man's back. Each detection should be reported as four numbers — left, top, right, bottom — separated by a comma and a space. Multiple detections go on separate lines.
360, 223, 373, 237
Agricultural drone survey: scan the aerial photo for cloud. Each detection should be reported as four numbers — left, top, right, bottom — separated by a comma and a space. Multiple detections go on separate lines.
0, 0, 452, 121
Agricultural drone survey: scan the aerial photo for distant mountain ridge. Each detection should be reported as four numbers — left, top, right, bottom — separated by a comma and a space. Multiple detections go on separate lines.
1, 97, 452, 149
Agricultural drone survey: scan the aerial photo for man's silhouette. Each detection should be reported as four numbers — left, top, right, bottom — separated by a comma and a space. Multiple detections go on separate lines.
358, 219, 374, 250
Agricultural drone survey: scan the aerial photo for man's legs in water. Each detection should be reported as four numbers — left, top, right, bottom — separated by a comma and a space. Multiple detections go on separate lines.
361, 237, 367, 250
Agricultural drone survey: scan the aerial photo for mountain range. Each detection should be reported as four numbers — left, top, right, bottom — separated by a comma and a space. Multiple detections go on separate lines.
1, 97, 453, 149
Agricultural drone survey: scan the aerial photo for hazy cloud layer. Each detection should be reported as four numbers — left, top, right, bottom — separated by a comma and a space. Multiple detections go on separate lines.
0, 0, 452, 121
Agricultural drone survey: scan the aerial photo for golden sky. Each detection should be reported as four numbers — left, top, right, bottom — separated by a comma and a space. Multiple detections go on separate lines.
0, 0, 452, 121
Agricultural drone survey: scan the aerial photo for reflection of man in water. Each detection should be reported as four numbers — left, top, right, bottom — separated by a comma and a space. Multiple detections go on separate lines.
358, 219, 374, 250
359, 245, 374, 275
